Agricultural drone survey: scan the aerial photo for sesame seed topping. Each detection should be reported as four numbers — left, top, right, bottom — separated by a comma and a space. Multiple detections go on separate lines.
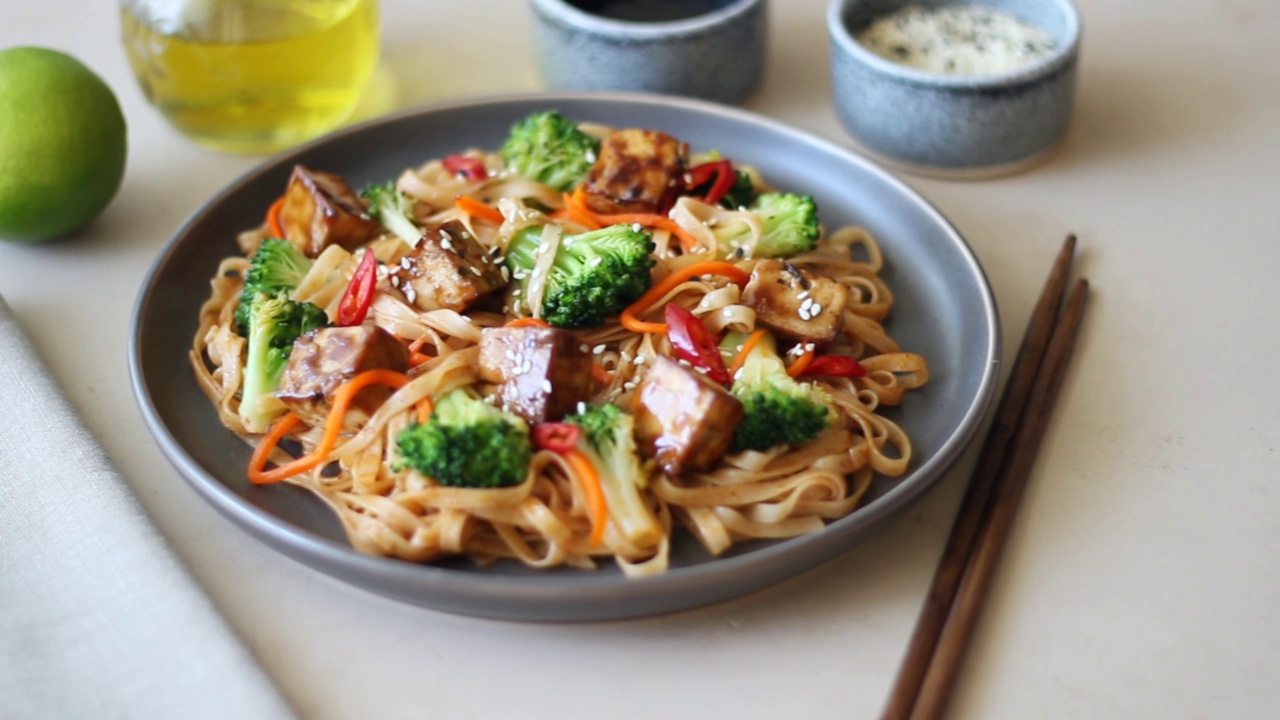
470, 266, 483, 276
541, 379, 553, 394
592, 344, 606, 355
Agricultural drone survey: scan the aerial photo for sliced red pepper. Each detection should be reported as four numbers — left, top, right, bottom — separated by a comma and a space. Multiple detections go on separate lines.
532, 422, 581, 453
664, 303, 731, 385
685, 159, 735, 206
336, 249, 378, 326
799, 354, 868, 379
442, 153, 487, 181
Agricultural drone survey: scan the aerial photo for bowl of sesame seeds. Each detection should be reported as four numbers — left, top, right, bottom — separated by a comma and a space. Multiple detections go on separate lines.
827, 0, 1081, 178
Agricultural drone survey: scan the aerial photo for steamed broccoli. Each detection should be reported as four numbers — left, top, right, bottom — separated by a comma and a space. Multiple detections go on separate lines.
721, 330, 832, 452
504, 223, 655, 328
235, 237, 315, 334
360, 181, 423, 247
713, 192, 820, 259
565, 402, 662, 547
394, 387, 533, 487
499, 110, 601, 191
238, 292, 330, 433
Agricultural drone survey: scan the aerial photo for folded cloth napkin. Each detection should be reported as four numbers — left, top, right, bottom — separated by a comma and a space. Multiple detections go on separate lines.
0, 295, 295, 720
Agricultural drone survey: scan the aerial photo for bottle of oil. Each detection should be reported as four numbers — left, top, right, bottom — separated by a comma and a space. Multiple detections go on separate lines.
121, 0, 379, 154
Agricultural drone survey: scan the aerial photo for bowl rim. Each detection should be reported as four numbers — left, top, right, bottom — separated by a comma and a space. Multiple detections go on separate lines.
827, 0, 1082, 89
530, 0, 763, 38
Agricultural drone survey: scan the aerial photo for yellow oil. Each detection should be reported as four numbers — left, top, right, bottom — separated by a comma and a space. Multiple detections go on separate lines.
121, 0, 380, 154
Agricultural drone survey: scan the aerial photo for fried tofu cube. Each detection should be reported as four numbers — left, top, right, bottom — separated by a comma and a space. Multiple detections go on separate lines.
276, 325, 409, 429
278, 165, 383, 258
583, 128, 688, 215
742, 259, 849, 343
632, 356, 743, 476
477, 325, 594, 424
388, 220, 507, 312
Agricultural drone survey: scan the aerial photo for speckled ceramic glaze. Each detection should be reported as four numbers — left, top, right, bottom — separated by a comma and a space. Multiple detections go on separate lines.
828, 0, 1081, 178
529, 0, 767, 105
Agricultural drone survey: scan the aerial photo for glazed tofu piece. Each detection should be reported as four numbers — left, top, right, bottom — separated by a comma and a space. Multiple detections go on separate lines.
632, 356, 743, 476
387, 220, 507, 312
583, 128, 688, 215
276, 324, 409, 429
477, 325, 594, 424
278, 165, 382, 258
742, 259, 849, 343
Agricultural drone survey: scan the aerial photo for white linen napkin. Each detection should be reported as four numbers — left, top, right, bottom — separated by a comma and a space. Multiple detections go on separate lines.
0, 294, 295, 720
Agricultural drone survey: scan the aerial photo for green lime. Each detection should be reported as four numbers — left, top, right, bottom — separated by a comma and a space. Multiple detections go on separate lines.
0, 46, 127, 243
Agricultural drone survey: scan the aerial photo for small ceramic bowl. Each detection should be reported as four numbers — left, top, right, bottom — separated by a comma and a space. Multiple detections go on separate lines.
828, 0, 1081, 178
528, 0, 767, 105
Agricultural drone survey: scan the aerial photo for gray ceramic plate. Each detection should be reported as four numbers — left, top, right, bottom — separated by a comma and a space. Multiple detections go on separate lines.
130, 92, 1000, 622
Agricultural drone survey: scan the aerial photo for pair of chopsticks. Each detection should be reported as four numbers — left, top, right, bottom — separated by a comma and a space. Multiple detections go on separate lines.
880, 234, 1090, 720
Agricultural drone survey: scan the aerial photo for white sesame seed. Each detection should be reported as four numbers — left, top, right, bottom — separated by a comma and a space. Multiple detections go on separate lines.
798, 290, 810, 300
399, 257, 412, 269
541, 379, 553, 394
590, 256, 603, 267
500, 266, 510, 281
579, 344, 590, 353
592, 344, 606, 355
631, 223, 642, 232
470, 266, 483, 276
811, 303, 822, 314
440, 237, 452, 250
577, 401, 586, 414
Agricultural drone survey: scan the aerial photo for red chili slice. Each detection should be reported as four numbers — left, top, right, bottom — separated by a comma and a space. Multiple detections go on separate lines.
664, 303, 731, 385
685, 159, 735, 206
532, 422, 581, 453
442, 153, 487, 180
336, 249, 378, 326
799, 354, 868, 378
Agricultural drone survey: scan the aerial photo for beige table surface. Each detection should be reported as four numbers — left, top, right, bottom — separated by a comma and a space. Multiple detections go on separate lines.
3, 1, 1278, 718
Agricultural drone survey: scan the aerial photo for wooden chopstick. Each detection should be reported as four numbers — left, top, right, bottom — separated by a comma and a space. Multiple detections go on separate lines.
880, 235, 1088, 720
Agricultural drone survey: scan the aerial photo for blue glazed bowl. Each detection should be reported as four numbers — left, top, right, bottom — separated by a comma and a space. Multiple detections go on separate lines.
828, 0, 1081, 178
528, 0, 767, 105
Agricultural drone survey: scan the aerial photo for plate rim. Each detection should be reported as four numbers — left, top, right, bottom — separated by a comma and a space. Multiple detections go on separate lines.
129, 90, 1001, 621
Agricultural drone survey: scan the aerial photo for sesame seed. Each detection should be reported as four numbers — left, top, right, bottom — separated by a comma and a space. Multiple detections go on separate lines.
798, 290, 810, 300
470, 266, 483, 276
580, 344, 590, 353
541, 379, 553, 394
631, 223, 642, 232
592, 344, 606, 355
500, 266, 510, 281
811, 302, 823, 314
577, 401, 586, 414
400, 257, 412, 269
440, 237, 452, 250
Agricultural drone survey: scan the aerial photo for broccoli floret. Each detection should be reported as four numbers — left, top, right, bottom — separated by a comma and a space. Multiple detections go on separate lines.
238, 292, 330, 433
360, 181, 423, 247
721, 331, 832, 452
713, 192, 820, 259
499, 110, 601, 191
566, 402, 662, 547
235, 238, 315, 334
394, 387, 533, 488
505, 223, 656, 328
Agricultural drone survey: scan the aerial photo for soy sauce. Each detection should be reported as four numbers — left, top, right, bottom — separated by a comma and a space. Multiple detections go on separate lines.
571, 0, 733, 23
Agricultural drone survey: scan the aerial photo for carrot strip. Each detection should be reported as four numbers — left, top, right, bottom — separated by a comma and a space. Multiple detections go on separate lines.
619, 260, 751, 335
595, 212, 700, 252
506, 317, 551, 328
247, 411, 301, 483
415, 396, 434, 425
727, 329, 768, 380
266, 195, 286, 238
563, 188, 603, 230
786, 345, 816, 378
563, 447, 608, 546
591, 363, 615, 385
247, 369, 410, 484
455, 194, 504, 224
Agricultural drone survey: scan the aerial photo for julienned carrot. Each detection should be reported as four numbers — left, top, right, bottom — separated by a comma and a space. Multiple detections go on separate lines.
455, 194, 504, 224
786, 345, 816, 378
596, 213, 700, 252
619, 260, 751, 334
563, 187, 603, 230
416, 395, 434, 425
563, 446, 608, 545
266, 195, 286, 238
727, 329, 768, 380
591, 363, 615, 384
248, 368, 410, 484
506, 317, 551, 328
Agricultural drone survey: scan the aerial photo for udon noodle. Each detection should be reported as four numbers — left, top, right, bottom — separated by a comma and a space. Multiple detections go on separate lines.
190, 118, 928, 576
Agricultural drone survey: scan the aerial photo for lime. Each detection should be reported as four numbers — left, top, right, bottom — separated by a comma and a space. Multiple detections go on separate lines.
0, 47, 127, 243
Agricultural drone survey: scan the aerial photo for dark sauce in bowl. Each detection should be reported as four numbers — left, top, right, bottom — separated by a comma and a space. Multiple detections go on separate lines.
570, 0, 735, 22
